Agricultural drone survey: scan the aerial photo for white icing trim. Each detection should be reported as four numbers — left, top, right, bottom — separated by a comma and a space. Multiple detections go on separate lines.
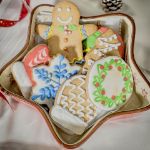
11, 62, 32, 99
28, 48, 48, 67
51, 105, 87, 135
66, 7, 71, 12
56, 16, 72, 24
57, 7, 62, 12
88, 59, 94, 66
56, 75, 97, 124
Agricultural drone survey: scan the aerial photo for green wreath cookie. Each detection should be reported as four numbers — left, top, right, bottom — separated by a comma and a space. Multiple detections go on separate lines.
87, 56, 133, 111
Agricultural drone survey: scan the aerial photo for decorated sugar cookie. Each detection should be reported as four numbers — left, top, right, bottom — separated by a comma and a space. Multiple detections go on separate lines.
11, 62, 32, 99
51, 75, 98, 135
36, 0, 98, 62
82, 49, 105, 75
31, 54, 81, 106
23, 44, 51, 85
83, 27, 124, 57
36, 11, 52, 23
86, 56, 133, 111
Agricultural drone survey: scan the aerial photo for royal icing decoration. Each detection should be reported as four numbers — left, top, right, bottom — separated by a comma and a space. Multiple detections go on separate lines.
87, 56, 133, 111
97, 35, 121, 53
55, 75, 97, 123
82, 49, 104, 75
36, 11, 52, 23
31, 54, 81, 103
83, 27, 124, 57
11, 62, 32, 99
23, 44, 50, 85
51, 75, 98, 135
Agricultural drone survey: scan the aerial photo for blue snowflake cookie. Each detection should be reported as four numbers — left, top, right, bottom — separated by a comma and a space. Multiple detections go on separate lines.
31, 54, 81, 105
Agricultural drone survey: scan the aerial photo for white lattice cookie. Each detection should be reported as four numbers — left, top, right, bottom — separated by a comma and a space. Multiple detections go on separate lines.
31, 54, 81, 106
86, 56, 133, 112
83, 27, 124, 57
36, 0, 97, 62
51, 75, 98, 135
82, 49, 105, 75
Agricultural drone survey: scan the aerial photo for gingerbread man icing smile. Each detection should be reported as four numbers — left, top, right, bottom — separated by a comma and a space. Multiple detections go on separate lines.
36, 0, 97, 62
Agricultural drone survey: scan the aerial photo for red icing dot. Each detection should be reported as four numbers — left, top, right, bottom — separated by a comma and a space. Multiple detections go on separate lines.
100, 65, 104, 69
95, 82, 99, 87
124, 77, 128, 81
114, 59, 118, 62
101, 101, 106, 105
118, 66, 122, 71
122, 88, 126, 93
101, 90, 105, 95
122, 95, 126, 99
101, 74, 105, 79
109, 65, 113, 70
126, 66, 129, 69
111, 95, 116, 100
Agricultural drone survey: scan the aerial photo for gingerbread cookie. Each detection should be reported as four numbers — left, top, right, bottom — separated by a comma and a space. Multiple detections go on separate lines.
86, 56, 133, 111
36, 11, 52, 23
82, 49, 105, 75
23, 44, 51, 85
11, 62, 32, 99
36, 0, 98, 62
83, 27, 124, 57
51, 75, 98, 135
31, 54, 81, 106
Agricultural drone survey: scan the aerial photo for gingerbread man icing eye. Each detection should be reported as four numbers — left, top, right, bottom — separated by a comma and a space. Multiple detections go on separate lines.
57, 7, 62, 12
66, 7, 71, 12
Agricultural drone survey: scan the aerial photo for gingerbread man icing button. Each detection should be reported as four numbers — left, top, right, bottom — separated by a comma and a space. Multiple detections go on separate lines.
36, 0, 98, 63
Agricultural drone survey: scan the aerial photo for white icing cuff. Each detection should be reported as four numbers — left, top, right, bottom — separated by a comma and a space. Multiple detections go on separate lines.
51, 105, 88, 135
11, 61, 32, 99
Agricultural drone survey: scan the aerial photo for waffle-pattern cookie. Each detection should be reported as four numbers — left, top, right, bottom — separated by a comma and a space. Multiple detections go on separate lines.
51, 75, 98, 135
56, 75, 97, 122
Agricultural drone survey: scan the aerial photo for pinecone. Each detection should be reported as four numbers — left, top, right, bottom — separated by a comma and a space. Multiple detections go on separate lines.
101, 0, 123, 12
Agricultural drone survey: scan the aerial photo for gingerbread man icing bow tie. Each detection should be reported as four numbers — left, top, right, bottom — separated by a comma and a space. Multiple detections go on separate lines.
58, 24, 77, 35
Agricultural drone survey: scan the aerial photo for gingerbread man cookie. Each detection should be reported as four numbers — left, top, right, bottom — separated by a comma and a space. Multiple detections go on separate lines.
36, 0, 97, 62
